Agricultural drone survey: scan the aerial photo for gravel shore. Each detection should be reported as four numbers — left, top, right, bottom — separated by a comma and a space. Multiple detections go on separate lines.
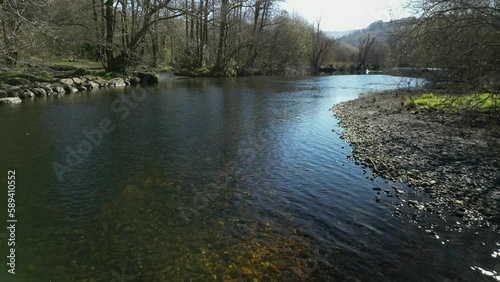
333, 90, 500, 225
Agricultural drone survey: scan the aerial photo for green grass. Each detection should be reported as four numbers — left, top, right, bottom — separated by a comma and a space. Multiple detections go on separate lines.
0, 69, 54, 84
49, 60, 103, 70
157, 65, 173, 72
413, 93, 499, 110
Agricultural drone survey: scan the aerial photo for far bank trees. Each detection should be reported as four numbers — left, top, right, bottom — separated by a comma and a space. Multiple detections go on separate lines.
392, 0, 500, 91
0, 0, 336, 76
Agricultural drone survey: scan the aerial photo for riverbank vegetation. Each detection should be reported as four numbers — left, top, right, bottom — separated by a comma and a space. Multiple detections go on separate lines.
0, 0, 337, 76
407, 93, 499, 111
392, 0, 500, 95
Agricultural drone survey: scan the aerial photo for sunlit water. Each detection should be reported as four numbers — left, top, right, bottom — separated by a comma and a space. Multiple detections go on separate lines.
0, 75, 498, 281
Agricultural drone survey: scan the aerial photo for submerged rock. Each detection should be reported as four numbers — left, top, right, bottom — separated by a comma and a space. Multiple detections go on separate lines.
0, 97, 22, 104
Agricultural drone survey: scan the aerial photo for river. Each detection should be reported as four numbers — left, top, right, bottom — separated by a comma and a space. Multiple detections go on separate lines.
0, 75, 498, 281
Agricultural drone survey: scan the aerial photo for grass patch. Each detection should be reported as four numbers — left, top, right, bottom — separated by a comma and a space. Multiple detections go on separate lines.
95, 71, 122, 80
413, 93, 499, 110
0, 69, 54, 84
50, 60, 103, 70
157, 65, 173, 72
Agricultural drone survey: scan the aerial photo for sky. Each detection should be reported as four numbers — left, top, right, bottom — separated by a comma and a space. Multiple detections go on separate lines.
279, 0, 411, 31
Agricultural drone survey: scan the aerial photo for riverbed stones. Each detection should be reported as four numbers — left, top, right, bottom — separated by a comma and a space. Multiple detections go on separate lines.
333, 90, 500, 224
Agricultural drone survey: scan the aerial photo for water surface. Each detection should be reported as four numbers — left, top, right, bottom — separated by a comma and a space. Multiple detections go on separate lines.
0, 75, 498, 281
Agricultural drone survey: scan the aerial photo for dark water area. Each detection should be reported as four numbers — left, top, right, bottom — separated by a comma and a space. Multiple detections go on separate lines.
0, 75, 498, 281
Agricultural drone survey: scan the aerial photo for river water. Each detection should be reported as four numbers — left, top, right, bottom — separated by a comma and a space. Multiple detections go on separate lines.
0, 75, 498, 281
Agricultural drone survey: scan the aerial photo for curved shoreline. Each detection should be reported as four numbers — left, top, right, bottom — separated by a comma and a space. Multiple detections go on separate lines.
333, 90, 500, 225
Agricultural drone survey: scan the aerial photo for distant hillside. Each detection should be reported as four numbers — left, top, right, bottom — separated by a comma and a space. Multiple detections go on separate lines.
324, 30, 355, 39
336, 18, 409, 48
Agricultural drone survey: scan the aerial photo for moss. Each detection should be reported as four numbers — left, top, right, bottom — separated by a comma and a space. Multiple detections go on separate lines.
413, 93, 499, 110
95, 71, 122, 80
158, 65, 173, 72
0, 69, 54, 84
175, 67, 211, 77
50, 60, 102, 70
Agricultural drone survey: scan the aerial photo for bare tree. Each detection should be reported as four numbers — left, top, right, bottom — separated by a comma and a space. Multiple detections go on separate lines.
102, 0, 185, 72
357, 34, 375, 73
393, 0, 500, 91
0, 0, 51, 65
310, 21, 335, 74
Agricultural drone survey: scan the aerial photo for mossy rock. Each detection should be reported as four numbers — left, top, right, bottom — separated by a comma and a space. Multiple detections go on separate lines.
5, 77, 30, 86
129, 77, 141, 85
137, 72, 159, 85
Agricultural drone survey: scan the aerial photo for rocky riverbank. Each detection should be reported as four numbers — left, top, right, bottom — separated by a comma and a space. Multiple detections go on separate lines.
0, 68, 160, 101
333, 90, 500, 225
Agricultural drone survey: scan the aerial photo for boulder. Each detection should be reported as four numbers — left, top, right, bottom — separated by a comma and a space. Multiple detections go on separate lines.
0, 97, 22, 104
77, 86, 87, 91
94, 78, 108, 87
53, 86, 66, 95
7, 87, 22, 97
83, 75, 95, 82
137, 72, 159, 85
72, 77, 84, 86
64, 85, 78, 93
0, 83, 12, 91
0, 90, 7, 98
6, 77, 30, 86
129, 77, 141, 85
42, 86, 55, 96
32, 88, 47, 97
108, 77, 126, 87
60, 78, 74, 86
19, 89, 35, 99
85, 81, 100, 90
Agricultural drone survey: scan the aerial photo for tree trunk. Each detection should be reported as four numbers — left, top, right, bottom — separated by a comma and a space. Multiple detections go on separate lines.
105, 0, 116, 71
213, 0, 229, 73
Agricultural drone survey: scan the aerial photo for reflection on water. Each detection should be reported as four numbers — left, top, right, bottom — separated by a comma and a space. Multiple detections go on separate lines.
0, 75, 498, 281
